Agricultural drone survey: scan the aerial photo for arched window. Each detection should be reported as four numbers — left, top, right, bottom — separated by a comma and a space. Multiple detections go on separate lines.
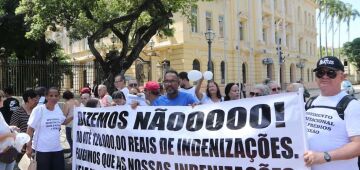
221, 61, 225, 84
193, 59, 200, 71
267, 64, 273, 79
290, 64, 296, 83
307, 68, 310, 82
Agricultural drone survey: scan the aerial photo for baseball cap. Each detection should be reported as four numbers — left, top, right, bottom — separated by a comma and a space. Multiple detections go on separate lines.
144, 81, 160, 91
80, 87, 91, 94
313, 56, 344, 72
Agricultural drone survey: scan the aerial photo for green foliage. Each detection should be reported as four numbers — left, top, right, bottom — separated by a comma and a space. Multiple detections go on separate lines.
0, 0, 61, 60
16, 0, 212, 89
342, 38, 360, 70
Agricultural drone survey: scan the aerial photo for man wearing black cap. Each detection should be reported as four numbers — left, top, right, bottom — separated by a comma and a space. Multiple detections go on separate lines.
303, 56, 360, 169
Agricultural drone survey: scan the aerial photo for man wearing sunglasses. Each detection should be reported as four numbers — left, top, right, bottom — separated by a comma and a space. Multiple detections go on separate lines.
304, 56, 360, 170
153, 70, 198, 106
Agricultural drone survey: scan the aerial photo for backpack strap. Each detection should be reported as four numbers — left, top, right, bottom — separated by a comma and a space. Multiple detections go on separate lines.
305, 94, 356, 120
305, 96, 318, 111
335, 95, 356, 120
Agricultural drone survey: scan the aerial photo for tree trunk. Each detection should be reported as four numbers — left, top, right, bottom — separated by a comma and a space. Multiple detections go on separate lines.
338, 22, 341, 60
319, 8, 323, 58
331, 17, 335, 56
325, 7, 328, 56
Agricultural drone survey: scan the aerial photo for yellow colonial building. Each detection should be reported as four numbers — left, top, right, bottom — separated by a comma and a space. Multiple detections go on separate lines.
55, 0, 319, 92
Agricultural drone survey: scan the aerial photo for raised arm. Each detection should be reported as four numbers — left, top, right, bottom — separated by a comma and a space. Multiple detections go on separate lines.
195, 77, 204, 101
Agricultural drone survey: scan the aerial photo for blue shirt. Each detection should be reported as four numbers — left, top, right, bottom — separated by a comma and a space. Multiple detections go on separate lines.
152, 91, 197, 106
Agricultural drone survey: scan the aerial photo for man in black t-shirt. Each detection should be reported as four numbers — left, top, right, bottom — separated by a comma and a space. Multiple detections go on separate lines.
1, 86, 19, 124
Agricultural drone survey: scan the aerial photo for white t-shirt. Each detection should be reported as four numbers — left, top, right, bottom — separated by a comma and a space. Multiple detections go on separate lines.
28, 104, 65, 152
306, 91, 360, 170
179, 87, 200, 103
200, 93, 223, 104
0, 112, 12, 153
36, 96, 46, 106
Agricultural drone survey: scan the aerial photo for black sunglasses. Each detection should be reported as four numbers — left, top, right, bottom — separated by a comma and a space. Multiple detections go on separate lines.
315, 69, 337, 79
129, 83, 138, 87
250, 92, 262, 97
272, 87, 281, 92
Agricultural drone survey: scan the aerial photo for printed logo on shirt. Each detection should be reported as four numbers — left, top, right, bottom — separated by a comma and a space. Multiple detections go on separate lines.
305, 111, 335, 134
45, 118, 62, 130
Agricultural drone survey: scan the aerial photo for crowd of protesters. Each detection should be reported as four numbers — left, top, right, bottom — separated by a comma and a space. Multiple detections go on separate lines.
1, 56, 360, 170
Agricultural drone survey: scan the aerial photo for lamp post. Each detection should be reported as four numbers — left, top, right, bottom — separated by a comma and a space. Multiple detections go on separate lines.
148, 40, 155, 81
205, 29, 215, 72
296, 56, 305, 81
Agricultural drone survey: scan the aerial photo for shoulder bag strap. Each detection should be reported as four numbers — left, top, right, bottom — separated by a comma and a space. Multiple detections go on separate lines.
33, 105, 44, 160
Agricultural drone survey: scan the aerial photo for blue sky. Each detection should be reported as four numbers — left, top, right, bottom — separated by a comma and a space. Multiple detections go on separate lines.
317, 0, 360, 47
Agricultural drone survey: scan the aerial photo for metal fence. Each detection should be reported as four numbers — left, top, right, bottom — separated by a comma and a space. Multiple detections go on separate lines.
0, 59, 104, 96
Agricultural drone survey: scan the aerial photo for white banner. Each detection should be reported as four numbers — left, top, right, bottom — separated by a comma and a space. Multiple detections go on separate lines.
72, 92, 309, 170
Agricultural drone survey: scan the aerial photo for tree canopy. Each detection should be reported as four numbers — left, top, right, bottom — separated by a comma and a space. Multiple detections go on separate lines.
17, 0, 210, 88
342, 38, 360, 70
0, 0, 61, 60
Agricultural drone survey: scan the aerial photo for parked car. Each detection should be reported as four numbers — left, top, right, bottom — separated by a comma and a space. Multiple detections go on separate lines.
341, 80, 355, 96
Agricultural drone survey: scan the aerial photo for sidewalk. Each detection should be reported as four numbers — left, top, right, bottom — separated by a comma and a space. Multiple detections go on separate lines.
60, 126, 72, 170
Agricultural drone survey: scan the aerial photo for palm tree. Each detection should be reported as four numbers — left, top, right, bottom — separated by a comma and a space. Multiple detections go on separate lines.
327, 0, 339, 56
336, 1, 346, 59
315, 0, 325, 58
343, 3, 360, 42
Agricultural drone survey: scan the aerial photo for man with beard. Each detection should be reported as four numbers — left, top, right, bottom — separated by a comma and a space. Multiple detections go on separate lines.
153, 70, 198, 106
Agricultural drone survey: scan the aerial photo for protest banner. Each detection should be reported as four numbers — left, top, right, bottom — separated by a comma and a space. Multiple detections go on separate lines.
73, 92, 309, 170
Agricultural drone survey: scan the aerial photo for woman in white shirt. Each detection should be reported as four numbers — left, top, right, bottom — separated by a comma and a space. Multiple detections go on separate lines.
26, 87, 73, 170
196, 78, 223, 104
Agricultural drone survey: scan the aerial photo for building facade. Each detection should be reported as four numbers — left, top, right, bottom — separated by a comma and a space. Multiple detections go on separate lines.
55, 0, 318, 92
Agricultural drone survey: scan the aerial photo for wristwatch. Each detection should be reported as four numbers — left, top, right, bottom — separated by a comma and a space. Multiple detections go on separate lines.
324, 152, 331, 162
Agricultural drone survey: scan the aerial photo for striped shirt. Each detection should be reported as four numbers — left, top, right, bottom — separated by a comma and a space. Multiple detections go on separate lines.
10, 106, 30, 133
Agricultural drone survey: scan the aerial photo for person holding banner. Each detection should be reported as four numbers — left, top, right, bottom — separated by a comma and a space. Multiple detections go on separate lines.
304, 56, 360, 170
111, 91, 126, 106
143, 81, 161, 105
153, 70, 198, 106
26, 87, 74, 170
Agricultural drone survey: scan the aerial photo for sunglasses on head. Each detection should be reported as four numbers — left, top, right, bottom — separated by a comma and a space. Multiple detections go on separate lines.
272, 87, 281, 92
250, 92, 262, 97
315, 69, 338, 79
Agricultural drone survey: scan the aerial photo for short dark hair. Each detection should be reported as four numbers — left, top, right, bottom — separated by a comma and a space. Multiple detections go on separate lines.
45, 87, 59, 96
178, 72, 189, 81
4, 86, 14, 95
86, 99, 100, 108
22, 89, 38, 103
35, 86, 47, 96
165, 70, 178, 78
115, 74, 126, 84
224, 83, 239, 101
62, 90, 74, 100
112, 91, 126, 100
